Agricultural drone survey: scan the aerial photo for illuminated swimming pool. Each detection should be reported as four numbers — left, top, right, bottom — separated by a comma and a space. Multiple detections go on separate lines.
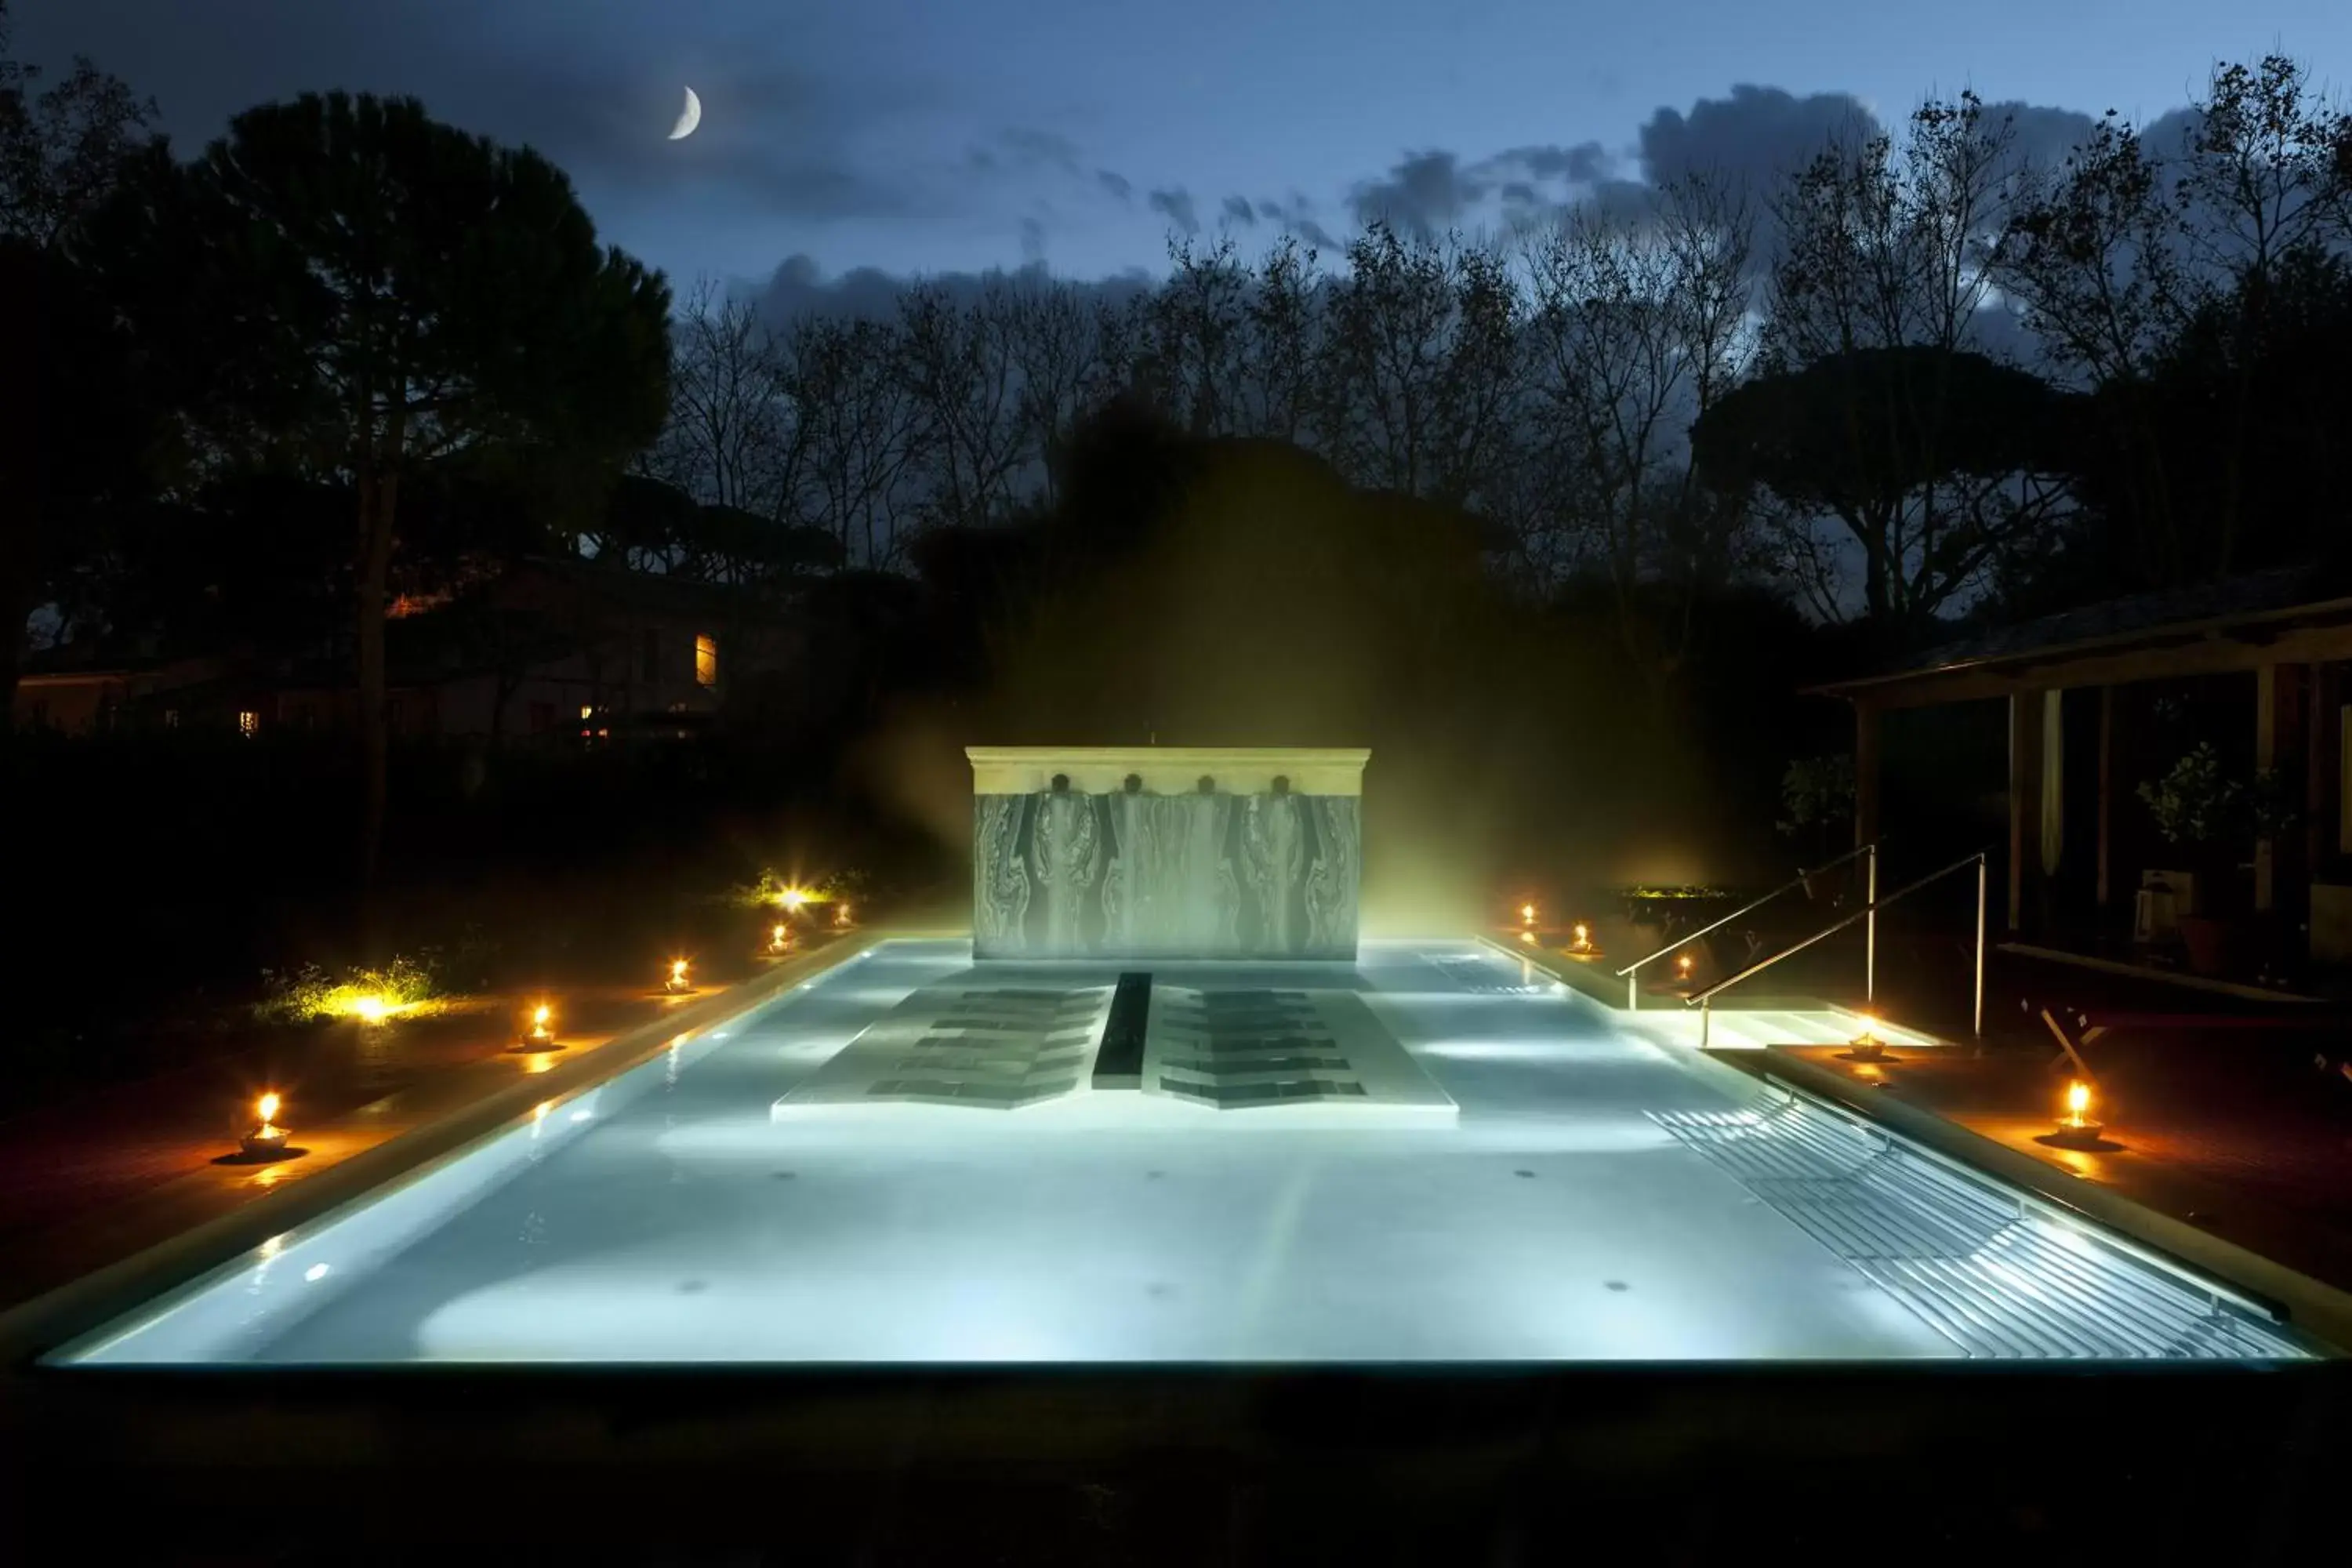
49, 939, 2314, 1364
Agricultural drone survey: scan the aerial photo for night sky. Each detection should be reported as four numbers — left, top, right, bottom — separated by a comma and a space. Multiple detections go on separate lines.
17, 0, 2352, 302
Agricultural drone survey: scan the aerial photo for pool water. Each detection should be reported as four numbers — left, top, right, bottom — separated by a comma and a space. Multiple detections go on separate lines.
54, 940, 2310, 1365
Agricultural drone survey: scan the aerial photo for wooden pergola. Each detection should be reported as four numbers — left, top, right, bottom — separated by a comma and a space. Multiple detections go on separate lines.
1809, 568, 2352, 947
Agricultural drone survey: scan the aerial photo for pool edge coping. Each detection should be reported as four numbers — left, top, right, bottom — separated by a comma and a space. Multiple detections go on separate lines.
1735, 1046, 2352, 1359
0, 928, 894, 1370
1484, 933, 2352, 1359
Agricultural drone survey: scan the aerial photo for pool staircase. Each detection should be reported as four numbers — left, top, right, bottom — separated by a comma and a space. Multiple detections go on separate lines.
1615, 1002, 1940, 1054
1506, 840, 1989, 1053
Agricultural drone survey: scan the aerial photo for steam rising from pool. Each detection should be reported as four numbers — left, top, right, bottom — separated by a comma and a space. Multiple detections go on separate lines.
851, 437, 1773, 926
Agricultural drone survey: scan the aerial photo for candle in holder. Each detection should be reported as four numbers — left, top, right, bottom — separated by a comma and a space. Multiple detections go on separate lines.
240, 1092, 290, 1158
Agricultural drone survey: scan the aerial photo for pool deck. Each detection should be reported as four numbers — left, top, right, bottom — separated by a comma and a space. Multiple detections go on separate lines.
0, 934, 874, 1353
46, 938, 2318, 1366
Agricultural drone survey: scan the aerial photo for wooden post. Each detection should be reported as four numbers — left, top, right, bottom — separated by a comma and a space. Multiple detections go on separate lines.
2316, 664, 2344, 868
2008, 691, 2042, 933
1853, 700, 1882, 853
2256, 664, 2278, 913
2096, 684, 2115, 916
2256, 662, 2309, 919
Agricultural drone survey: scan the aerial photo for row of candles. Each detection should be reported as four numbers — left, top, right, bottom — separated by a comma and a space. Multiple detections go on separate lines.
241, 891, 858, 1161
1515, 902, 1671, 970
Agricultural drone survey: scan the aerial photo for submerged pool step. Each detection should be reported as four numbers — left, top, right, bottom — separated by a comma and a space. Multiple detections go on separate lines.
1624, 1007, 1936, 1052
1651, 1098, 2310, 1360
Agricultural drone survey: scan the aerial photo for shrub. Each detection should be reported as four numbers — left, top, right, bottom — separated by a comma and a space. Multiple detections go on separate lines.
255, 955, 447, 1025
1776, 755, 1856, 840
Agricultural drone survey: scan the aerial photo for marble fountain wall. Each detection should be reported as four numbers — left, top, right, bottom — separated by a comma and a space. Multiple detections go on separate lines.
967, 747, 1368, 960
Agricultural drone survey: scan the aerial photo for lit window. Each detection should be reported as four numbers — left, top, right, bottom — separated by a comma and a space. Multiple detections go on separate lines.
238, 710, 258, 738
695, 634, 719, 688
579, 705, 593, 721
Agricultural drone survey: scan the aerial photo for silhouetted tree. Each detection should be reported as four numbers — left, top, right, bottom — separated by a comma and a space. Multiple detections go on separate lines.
0, 0, 155, 248
648, 278, 800, 520
1315, 223, 1523, 509
1003, 275, 1136, 508
0, 6, 160, 717
782, 314, 921, 566
1145, 235, 1253, 437
1691, 347, 2073, 624
82, 92, 670, 927
1736, 94, 2075, 623
1522, 172, 1761, 680
1998, 55, 2352, 591
895, 281, 1026, 533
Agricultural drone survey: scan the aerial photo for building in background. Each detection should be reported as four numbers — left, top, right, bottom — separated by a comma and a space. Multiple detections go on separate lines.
1815, 566, 2352, 977
13, 557, 809, 749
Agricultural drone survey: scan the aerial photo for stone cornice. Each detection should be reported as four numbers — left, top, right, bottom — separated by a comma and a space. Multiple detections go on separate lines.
966, 746, 1370, 797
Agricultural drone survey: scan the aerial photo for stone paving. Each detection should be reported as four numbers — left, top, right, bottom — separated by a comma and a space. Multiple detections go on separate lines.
0, 943, 822, 1314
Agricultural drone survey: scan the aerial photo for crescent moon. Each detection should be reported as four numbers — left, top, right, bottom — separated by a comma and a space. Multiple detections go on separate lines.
669, 87, 702, 141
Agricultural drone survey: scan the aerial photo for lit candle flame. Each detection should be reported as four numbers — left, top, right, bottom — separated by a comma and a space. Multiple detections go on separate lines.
670, 959, 688, 985
2066, 1080, 2092, 1121
1520, 902, 1537, 924
256, 1092, 281, 1127
532, 1004, 551, 1029
771, 923, 788, 947
1676, 953, 1694, 975
835, 904, 853, 927
1571, 923, 1590, 950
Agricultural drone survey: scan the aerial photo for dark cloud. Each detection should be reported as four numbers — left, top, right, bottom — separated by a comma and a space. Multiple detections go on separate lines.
1220, 194, 1257, 227
1294, 216, 1342, 251
1978, 100, 2104, 176
1236, 193, 1341, 251
1486, 141, 1617, 187
2140, 106, 2206, 164
1348, 150, 1487, 241
1573, 179, 1661, 223
1148, 187, 1200, 235
745, 252, 1152, 328
1344, 142, 1621, 238
1636, 84, 1879, 189
967, 131, 1139, 216
993, 126, 1083, 177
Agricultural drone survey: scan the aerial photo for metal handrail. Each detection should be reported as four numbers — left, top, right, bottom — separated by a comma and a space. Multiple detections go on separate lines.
1685, 848, 1990, 1049
1616, 839, 1882, 1011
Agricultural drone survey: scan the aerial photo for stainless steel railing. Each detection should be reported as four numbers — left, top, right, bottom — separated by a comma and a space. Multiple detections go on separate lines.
1683, 849, 1989, 1049
1616, 840, 1881, 1011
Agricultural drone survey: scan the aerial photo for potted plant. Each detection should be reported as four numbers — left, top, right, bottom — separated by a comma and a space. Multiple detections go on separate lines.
1777, 755, 1857, 899
2135, 743, 2296, 976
